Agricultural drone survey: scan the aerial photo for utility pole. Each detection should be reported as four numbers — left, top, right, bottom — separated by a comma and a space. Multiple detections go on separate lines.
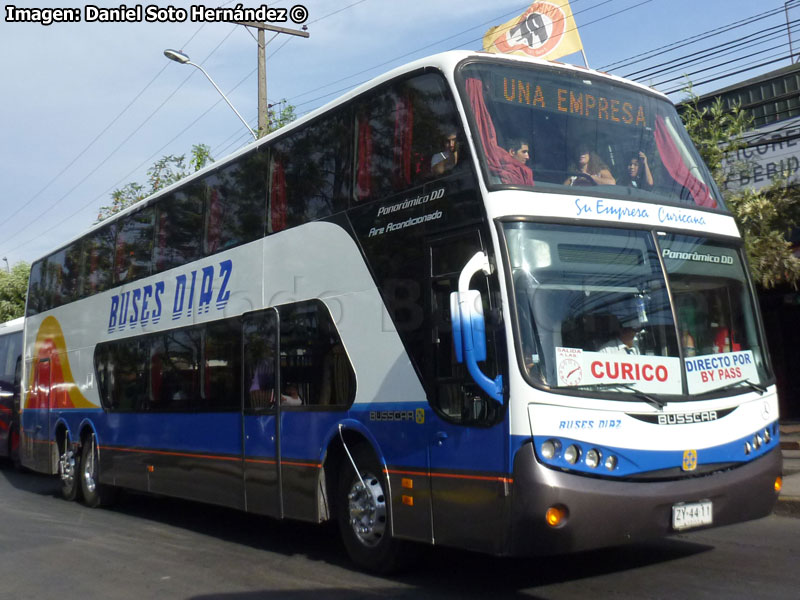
232, 21, 309, 137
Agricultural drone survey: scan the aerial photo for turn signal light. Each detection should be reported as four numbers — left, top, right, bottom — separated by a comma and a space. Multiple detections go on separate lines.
545, 505, 567, 527
775, 476, 783, 493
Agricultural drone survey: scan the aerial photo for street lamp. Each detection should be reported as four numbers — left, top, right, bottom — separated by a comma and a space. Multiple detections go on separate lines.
2, 258, 8, 273
163, 49, 257, 141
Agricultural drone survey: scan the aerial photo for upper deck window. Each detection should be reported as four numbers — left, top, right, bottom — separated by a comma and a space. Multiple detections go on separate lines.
459, 60, 724, 211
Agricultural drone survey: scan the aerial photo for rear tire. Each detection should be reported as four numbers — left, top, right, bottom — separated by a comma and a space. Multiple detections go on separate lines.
336, 444, 407, 573
58, 440, 79, 501
80, 436, 117, 507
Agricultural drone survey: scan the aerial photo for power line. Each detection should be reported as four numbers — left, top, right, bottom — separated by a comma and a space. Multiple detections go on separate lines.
600, 5, 787, 72
663, 53, 794, 96
625, 18, 797, 81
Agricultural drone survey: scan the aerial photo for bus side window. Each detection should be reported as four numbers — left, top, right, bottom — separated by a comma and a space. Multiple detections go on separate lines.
268, 111, 352, 230
243, 311, 278, 411
205, 150, 267, 255
278, 300, 355, 408
80, 224, 115, 298
114, 207, 155, 284
154, 184, 205, 273
354, 72, 463, 203
204, 319, 242, 411
149, 329, 201, 412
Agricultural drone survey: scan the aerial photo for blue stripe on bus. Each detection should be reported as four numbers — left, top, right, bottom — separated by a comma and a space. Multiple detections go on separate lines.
527, 421, 779, 477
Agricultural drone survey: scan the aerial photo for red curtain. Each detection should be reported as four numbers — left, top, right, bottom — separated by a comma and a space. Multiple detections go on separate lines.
393, 93, 413, 188
270, 159, 287, 232
206, 188, 222, 254
654, 116, 716, 209
356, 114, 373, 201
156, 210, 169, 271
466, 77, 534, 186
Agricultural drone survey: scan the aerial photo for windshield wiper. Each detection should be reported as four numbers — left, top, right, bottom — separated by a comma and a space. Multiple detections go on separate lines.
705, 378, 766, 396
568, 383, 666, 410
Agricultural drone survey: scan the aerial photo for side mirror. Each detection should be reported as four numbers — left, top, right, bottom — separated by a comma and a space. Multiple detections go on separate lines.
450, 252, 503, 403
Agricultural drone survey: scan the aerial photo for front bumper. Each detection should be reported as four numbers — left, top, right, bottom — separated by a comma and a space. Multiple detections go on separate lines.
508, 442, 782, 556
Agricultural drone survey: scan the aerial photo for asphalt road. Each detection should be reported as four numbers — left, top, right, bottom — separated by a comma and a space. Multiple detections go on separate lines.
1, 462, 799, 600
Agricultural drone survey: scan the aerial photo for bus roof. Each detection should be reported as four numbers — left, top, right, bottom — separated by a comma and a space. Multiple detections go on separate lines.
32, 51, 669, 264
0, 317, 24, 333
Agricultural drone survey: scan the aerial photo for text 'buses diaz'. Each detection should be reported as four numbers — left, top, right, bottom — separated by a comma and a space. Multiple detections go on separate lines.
20, 51, 781, 572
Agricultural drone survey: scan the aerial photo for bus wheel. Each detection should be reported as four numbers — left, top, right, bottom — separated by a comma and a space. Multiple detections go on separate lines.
58, 442, 79, 501
336, 445, 406, 573
80, 436, 116, 507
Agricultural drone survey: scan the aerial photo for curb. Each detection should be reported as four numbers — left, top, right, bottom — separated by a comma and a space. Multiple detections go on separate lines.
775, 497, 800, 517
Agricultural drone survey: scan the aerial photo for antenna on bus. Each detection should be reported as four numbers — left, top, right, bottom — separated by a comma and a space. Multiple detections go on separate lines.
163, 48, 258, 141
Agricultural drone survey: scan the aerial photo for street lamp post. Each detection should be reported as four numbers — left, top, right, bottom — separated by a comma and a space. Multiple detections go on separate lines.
163, 49, 257, 141
2, 258, 9, 273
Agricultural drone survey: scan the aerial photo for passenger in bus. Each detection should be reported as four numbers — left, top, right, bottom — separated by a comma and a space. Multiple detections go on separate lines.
564, 144, 616, 186
599, 316, 640, 355
431, 130, 459, 176
249, 358, 275, 408
618, 151, 654, 190
492, 138, 535, 186
506, 138, 531, 166
682, 329, 698, 357
281, 383, 303, 406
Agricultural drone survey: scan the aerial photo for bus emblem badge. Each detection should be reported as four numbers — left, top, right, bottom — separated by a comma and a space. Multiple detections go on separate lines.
682, 449, 698, 472
415, 408, 425, 424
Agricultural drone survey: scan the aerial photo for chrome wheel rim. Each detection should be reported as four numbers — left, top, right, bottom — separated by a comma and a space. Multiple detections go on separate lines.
347, 471, 387, 547
59, 449, 75, 487
83, 447, 97, 494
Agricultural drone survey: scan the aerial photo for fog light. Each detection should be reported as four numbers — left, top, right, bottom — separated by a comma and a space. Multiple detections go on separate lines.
585, 448, 601, 469
564, 445, 580, 464
604, 455, 617, 471
545, 505, 567, 527
775, 476, 783, 493
541, 439, 561, 460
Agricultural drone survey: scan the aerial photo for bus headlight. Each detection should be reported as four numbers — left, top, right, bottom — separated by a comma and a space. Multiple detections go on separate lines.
564, 444, 580, 464
763, 428, 771, 443
541, 439, 561, 460
604, 455, 618, 471
585, 448, 601, 469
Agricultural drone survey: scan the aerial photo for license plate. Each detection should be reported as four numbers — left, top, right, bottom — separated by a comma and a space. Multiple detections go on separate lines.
672, 500, 713, 531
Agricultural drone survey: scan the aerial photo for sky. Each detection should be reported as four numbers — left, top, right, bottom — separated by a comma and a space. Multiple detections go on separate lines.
1, 0, 797, 268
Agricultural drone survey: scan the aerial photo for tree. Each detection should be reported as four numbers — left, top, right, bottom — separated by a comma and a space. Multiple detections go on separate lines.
680, 85, 800, 289
264, 100, 297, 135
0, 262, 30, 321
97, 143, 213, 222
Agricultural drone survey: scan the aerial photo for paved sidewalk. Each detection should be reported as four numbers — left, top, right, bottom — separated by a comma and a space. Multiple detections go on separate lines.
776, 422, 800, 516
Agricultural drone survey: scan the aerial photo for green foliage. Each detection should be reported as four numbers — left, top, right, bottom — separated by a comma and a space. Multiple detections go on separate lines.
263, 100, 297, 136
97, 144, 213, 222
0, 262, 30, 321
680, 84, 800, 289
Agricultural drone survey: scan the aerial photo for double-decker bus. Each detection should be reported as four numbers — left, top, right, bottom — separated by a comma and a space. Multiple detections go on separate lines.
0, 316, 23, 466
20, 51, 782, 572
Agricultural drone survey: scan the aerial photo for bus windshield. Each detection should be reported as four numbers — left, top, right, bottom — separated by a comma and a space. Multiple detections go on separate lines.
504, 222, 769, 398
459, 60, 723, 211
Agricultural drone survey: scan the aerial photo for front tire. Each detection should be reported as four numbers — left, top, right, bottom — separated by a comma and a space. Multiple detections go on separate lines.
337, 444, 407, 573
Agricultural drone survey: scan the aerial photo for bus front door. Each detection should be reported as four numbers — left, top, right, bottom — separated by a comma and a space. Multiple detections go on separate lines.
242, 309, 281, 517
426, 232, 510, 555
